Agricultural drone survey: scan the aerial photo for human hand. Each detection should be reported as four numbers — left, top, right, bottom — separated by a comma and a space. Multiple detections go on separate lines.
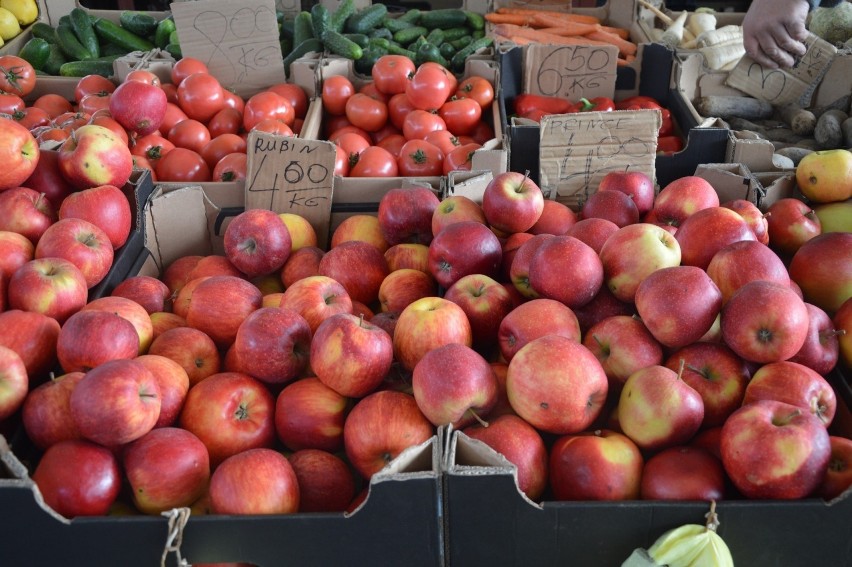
742, 0, 810, 69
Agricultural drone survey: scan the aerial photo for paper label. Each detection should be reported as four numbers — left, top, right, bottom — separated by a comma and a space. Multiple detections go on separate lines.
523, 44, 619, 101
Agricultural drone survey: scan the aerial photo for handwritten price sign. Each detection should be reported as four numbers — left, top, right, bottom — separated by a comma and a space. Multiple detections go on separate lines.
171, 0, 286, 98
523, 44, 619, 100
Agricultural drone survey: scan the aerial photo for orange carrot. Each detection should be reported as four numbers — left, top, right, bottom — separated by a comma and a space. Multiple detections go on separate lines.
585, 29, 638, 57
484, 12, 538, 25
507, 35, 537, 45
599, 24, 631, 40
496, 7, 601, 25
530, 14, 601, 34
493, 23, 612, 46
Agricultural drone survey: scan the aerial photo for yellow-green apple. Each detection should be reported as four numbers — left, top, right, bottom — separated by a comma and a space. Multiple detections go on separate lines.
583, 315, 664, 394
185, 275, 263, 348
675, 206, 756, 270
123, 427, 210, 514
150, 312, 186, 340
31, 439, 121, 518
393, 296, 472, 372
0, 186, 57, 244
706, 239, 790, 304
0, 230, 34, 280
617, 364, 704, 451
635, 265, 722, 348
720, 399, 831, 499
0, 345, 27, 421
788, 303, 841, 375
161, 254, 203, 294
529, 199, 577, 235
384, 242, 430, 273
795, 148, 852, 203
81, 296, 153, 355
639, 446, 726, 500
281, 245, 324, 288
0, 309, 60, 380
813, 200, 852, 233
279, 275, 353, 334
232, 306, 311, 385
56, 310, 139, 373
529, 235, 604, 309
816, 436, 852, 500
835, 297, 852, 367
58, 184, 132, 250
498, 298, 581, 362
788, 232, 852, 314
279, 212, 318, 252
209, 448, 299, 515
319, 240, 389, 305
343, 390, 434, 480
599, 222, 682, 303
58, 124, 133, 190
148, 326, 221, 386
288, 449, 356, 513
21, 371, 84, 450
509, 233, 552, 298
444, 273, 514, 352
581, 189, 640, 228
224, 209, 292, 278
378, 268, 438, 313
572, 285, 635, 334
411, 343, 497, 428
651, 175, 720, 228
0, 116, 39, 191
134, 354, 190, 428
330, 214, 389, 252
427, 220, 502, 289
310, 312, 393, 398
507, 335, 608, 434
721, 280, 810, 363
111, 275, 171, 314
598, 170, 656, 217
722, 199, 769, 244
178, 371, 275, 467
664, 342, 749, 428
549, 429, 643, 500
481, 171, 545, 234
35, 218, 114, 288
378, 187, 441, 246
109, 79, 168, 136
70, 358, 161, 446
500, 232, 534, 282
462, 414, 548, 500
432, 195, 487, 238
742, 360, 836, 426
23, 149, 74, 206
566, 217, 620, 254
275, 377, 349, 452
7, 257, 88, 324
766, 198, 822, 256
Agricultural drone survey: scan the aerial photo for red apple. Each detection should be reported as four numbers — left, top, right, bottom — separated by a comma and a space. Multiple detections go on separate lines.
723, 199, 769, 244
583, 315, 664, 393
34, 217, 114, 288
23, 149, 75, 206
377, 268, 438, 313
123, 427, 210, 514
788, 303, 841, 375
0, 309, 60, 380
7, 257, 88, 324
766, 198, 822, 256
0, 230, 34, 279
705, 239, 790, 304
209, 448, 299, 515
280, 245, 324, 288
720, 399, 831, 499
289, 449, 356, 513
161, 254, 202, 294
565, 217, 620, 254
835, 297, 852, 368
0, 116, 40, 191
581, 189, 640, 228
70, 358, 161, 446
111, 275, 171, 314
150, 311, 186, 339
509, 233, 552, 298
58, 184, 132, 250
279, 212, 319, 252
21, 371, 85, 450
224, 208, 292, 278
743, 360, 836, 426
0, 186, 57, 244
58, 124, 133, 190
148, 326, 221, 386
507, 335, 608, 434
393, 296, 472, 372
431, 194, 487, 237
231, 306, 312, 385
186, 254, 246, 282
528, 199, 577, 235
498, 298, 581, 362
330, 214, 388, 252
529, 235, 603, 309
481, 171, 545, 234
675, 206, 756, 270
640, 446, 726, 500
370, 310, 401, 338
572, 285, 635, 334
319, 240, 389, 305
343, 390, 434, 480
378, 187, 441, 246
278, 274, 353, 334
134, 354, 190, 428
444, 273, 514, 351
185, 275, 263, 348
499, 232, 534, 282
651, 175, 720, 228
549, 429, 643, 501
81, 295, 153, 355
56, 310, 139, 373
816, 436, 852, 500
788, 232, 852, 315
275, 377, 349, 452
597, 170, 655, 216
384, 242, 430, 273
427, 220, 502, 289
0, 345, 27, 421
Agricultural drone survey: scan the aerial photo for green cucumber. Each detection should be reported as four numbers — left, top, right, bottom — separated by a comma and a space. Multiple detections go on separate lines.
164, 43, 182, 59
43, 44, 67, 75
56, 22, 95, 61
93, 18, 154, 52
30, 22, 58, 44
420, 9, 468, 30
100, 42, 128, 56
439, 42, 456, 60
343, 33, 369, 48
293, 11, 314, 46
368, 37, 390, 50
415, 42, 447, 67
393, 26, 427, 46
70, 7, 100, 58
310, 4, 330, 40
449, 36, 472, 50
345, 3, 387, 34
398, 9, 421, 23
464, 11, 486, 31
282, 37, 323, 78
59, 58, 114, 77
154, 16, 175, 49
472, 29, 485, 40
119, 11, 159, 37
386, 43, 416, 60
280, 16, 295, 40
280, 37, 293, 56
354, 45, 386, 75
369, 27, 393, 40
442, 27, 471, 42
425, 28, 444, 46
18, 37, 51, 71
382, 17, 414, 34
322, 29, 363, 60
450, 36, 492, 73
330, 0, 355, 33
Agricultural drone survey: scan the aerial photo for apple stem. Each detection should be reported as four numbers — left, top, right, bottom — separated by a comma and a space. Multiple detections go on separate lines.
676, 358, 685, 381
35, 192, 46, 209
704, 500, 720, 533
468, 408, 489, 428
358, 313, 365, 328
821, 329, 846, 340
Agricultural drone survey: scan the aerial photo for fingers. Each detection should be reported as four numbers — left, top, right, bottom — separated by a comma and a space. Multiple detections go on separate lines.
745, 29, 806, 69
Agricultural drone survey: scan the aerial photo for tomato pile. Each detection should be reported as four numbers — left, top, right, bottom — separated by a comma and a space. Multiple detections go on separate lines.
321, 55, 496, 178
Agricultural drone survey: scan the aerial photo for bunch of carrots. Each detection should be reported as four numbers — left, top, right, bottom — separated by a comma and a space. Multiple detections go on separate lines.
484, 7, 638, 66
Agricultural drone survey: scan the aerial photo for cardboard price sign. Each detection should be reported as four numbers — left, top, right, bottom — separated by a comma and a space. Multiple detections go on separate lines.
523, 44, 619, 101
726, 34, 837, 107
245, 131, 336, 248
171, 0, 287, 98
539, 110, 660, 209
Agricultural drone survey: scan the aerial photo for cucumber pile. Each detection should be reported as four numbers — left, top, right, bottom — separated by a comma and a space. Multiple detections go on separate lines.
282, 0, 493, 75
17, 8, 178, 77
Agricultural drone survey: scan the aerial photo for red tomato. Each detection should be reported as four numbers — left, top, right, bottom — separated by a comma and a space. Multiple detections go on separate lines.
31, 94, 72, 119
0, 55, 36, 97
406, 62, 454, 110
469, 120, 495, 145
267, 83, 309, 118
455, 135, 477, 146
77, 92, 112, 115
206, 107, 242, 137
358, 82, 389, 103
344, 93, 388, 133
222, 89, 245, 113
292, 117, 304, 135
334, 132, 371, 158
349, 145, 398, 177
376, 133, 407, 158
159, 102, 190, 136
324, 114, 353, 138
167, 119, 211, 153
454, 76, 495, 110
156, 147, 210, 182
170, 57, 208, 86
388, 92, 418, 131
397, 139, 443, 177
334, 144, 349, 177
132, 154, 157, 180
372, 55, 416, 96
160, 83, 179, 104
329, 126, 371, 145
439, 97, 482, 136
131, 133, 175, 164
443, 142, 481, 175
250, 118, 294, 136
322, 75, 355, 116
371, 122, 401, 144
74, 74, 116, 104
89, 115, 129, 146
423, 129, 461, 156
177, 72, 226, 123
124, 69, 160, 86
402, 109, 446, 141
211, 152, 247, 182
13, 106, 50, 131
0, 92, 25, 114
243, 91, 295, 131
200, 133, 247, 169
